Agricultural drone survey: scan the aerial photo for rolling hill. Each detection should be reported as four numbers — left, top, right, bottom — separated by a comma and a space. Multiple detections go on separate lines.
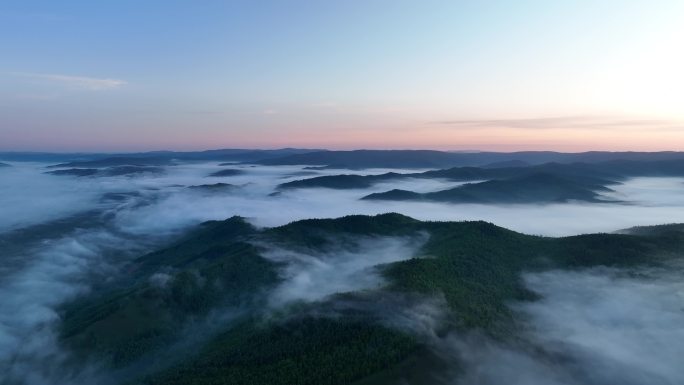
187, 183, 238, 192
279, 173, 403, 189
278, 159, 684, 195
46, 166, 166, 177
362, 173, 618, 204
207, 169, 245, 177
48, 157, 175, 168
54, 213, 683, 385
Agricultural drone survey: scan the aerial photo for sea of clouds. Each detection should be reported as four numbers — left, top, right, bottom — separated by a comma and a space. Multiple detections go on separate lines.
444, 267, 684, 385
1, 161, 684, 384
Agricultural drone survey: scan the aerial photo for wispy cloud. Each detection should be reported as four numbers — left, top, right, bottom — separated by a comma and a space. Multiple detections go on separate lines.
431, 116, 682, 131
13, 72, 127, 90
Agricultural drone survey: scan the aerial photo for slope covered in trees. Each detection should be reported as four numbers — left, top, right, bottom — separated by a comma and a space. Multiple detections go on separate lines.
46, 166, 166, 177
55, 214, 684, 385
362, 173, 617, 204
278, 159, 684, 191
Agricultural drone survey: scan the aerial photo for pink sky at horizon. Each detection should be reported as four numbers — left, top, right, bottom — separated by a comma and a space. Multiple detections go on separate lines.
2, 2, 683, 153
4, 117, 684, 153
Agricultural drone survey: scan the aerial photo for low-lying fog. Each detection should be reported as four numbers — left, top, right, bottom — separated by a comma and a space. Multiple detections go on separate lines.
261, 234, 429, 306
448, 267, 684, 385
3, 161, 679, 235
1, 161, 684, 384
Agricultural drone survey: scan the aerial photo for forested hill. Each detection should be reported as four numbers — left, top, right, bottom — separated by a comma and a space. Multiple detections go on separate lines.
279, 158, 684, 191
46, 166, 166, 177
362, 173, 617, 204
54, 213, 684, 385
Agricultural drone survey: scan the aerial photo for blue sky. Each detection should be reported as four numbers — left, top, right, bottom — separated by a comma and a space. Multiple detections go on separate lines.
1, 0, 683, 151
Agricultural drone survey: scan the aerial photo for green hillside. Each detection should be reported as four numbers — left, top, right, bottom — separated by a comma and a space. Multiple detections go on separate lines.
56, 214, 684, 385
277, 159, 684, 192
46, 166, 165, 177
363, 173, 617, 203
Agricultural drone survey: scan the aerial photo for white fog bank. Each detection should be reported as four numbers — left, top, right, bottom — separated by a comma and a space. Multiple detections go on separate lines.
448, 267, 684, 385
3, 163, 684, 237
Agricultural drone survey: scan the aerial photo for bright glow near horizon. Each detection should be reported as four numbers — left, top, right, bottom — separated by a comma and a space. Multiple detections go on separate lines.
1, 0, 683, 152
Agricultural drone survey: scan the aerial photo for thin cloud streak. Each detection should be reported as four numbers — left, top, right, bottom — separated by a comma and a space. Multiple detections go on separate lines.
431, 116, 683, 131
13, 72, 127, 90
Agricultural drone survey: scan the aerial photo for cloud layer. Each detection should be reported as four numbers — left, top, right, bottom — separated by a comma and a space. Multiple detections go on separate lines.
1, 161, 684, 384
261, 233, 428, 306
443, 267, 684, 385
432, 116, 683, 132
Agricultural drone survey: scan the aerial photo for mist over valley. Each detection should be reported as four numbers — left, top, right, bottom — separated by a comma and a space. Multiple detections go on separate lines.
1, 151, 684, 384
3, 2, 684, 382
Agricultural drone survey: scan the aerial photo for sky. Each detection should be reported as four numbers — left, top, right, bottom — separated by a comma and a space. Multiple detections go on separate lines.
1, 0, 683, 152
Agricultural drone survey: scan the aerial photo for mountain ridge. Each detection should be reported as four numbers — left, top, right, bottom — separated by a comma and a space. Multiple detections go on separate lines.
54, 213, 684, 385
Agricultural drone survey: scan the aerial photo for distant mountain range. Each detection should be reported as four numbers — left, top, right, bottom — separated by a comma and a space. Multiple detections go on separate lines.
255, 150, 684, 169
0, 148, 321, 163
5, 149, 684, 169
